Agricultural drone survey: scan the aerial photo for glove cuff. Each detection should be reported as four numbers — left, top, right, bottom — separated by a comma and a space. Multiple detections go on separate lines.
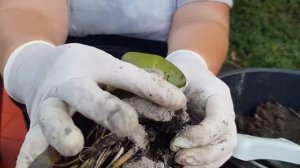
3, 40, 55, 102
166, 50, 208, 82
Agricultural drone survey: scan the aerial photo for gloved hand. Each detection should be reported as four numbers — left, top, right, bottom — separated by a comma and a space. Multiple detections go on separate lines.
166, 50, 237, 168
3, 41, 187, 168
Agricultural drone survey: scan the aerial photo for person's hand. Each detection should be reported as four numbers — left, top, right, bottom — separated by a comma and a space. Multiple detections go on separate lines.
166, 50, 237, 168
3, 41, 186, 168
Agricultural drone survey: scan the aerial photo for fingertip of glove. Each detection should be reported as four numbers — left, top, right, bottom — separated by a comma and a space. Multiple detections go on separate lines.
54, 128, 85, 156
161, 85, 187, 110
174, 150, 198, 166
171, 91, 187, 110
107, 104, 139, 137
170, 144, 180, 152
171, 137, 191, 150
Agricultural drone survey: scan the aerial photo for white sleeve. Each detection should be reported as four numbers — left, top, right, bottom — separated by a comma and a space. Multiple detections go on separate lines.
177, 0, 233, 8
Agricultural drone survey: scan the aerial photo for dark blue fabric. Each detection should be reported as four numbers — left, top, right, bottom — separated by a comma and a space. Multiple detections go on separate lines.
66, 35, 168, 59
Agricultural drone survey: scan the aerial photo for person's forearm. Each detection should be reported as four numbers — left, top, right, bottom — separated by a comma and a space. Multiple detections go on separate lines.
0, 0, 68, 74
168, 21, 229, 74
168, 2, 230, 74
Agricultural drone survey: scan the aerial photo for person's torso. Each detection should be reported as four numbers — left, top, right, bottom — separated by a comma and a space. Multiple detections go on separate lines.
67, 0, 177, 41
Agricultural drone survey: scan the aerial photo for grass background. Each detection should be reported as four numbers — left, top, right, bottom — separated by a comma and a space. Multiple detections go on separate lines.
226, 0, 300, 70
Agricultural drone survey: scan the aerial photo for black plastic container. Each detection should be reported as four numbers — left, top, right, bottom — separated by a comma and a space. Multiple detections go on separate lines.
220, 68, 300, 168
220, 68, 300, 115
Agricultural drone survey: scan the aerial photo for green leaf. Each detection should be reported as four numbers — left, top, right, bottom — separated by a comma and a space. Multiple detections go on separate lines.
121, 52, 186, 88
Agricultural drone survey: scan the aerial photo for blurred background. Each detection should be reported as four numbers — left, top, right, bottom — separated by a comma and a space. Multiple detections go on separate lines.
225, 0, 299, 70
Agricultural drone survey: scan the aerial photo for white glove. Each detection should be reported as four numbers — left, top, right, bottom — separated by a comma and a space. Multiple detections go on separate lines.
3, 41, 186, 168
166, 50, 237, 168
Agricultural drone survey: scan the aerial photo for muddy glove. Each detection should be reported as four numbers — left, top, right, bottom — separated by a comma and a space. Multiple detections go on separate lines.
3, 41, 186, 168
166, 50, 237, 168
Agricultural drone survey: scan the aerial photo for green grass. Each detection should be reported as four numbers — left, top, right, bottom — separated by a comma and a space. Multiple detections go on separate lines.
227, 0, 300, 70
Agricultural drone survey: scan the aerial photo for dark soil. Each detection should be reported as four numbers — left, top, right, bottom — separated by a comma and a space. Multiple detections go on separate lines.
236, 101, 300, 144
136, 110, 191, 167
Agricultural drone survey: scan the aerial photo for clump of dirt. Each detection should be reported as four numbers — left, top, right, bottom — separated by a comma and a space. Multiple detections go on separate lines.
76, 105, 190, 168
236, 101, 300, 144
123, 157, 165, 168
133, 109, 190, 168
29, 96, 191, 168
